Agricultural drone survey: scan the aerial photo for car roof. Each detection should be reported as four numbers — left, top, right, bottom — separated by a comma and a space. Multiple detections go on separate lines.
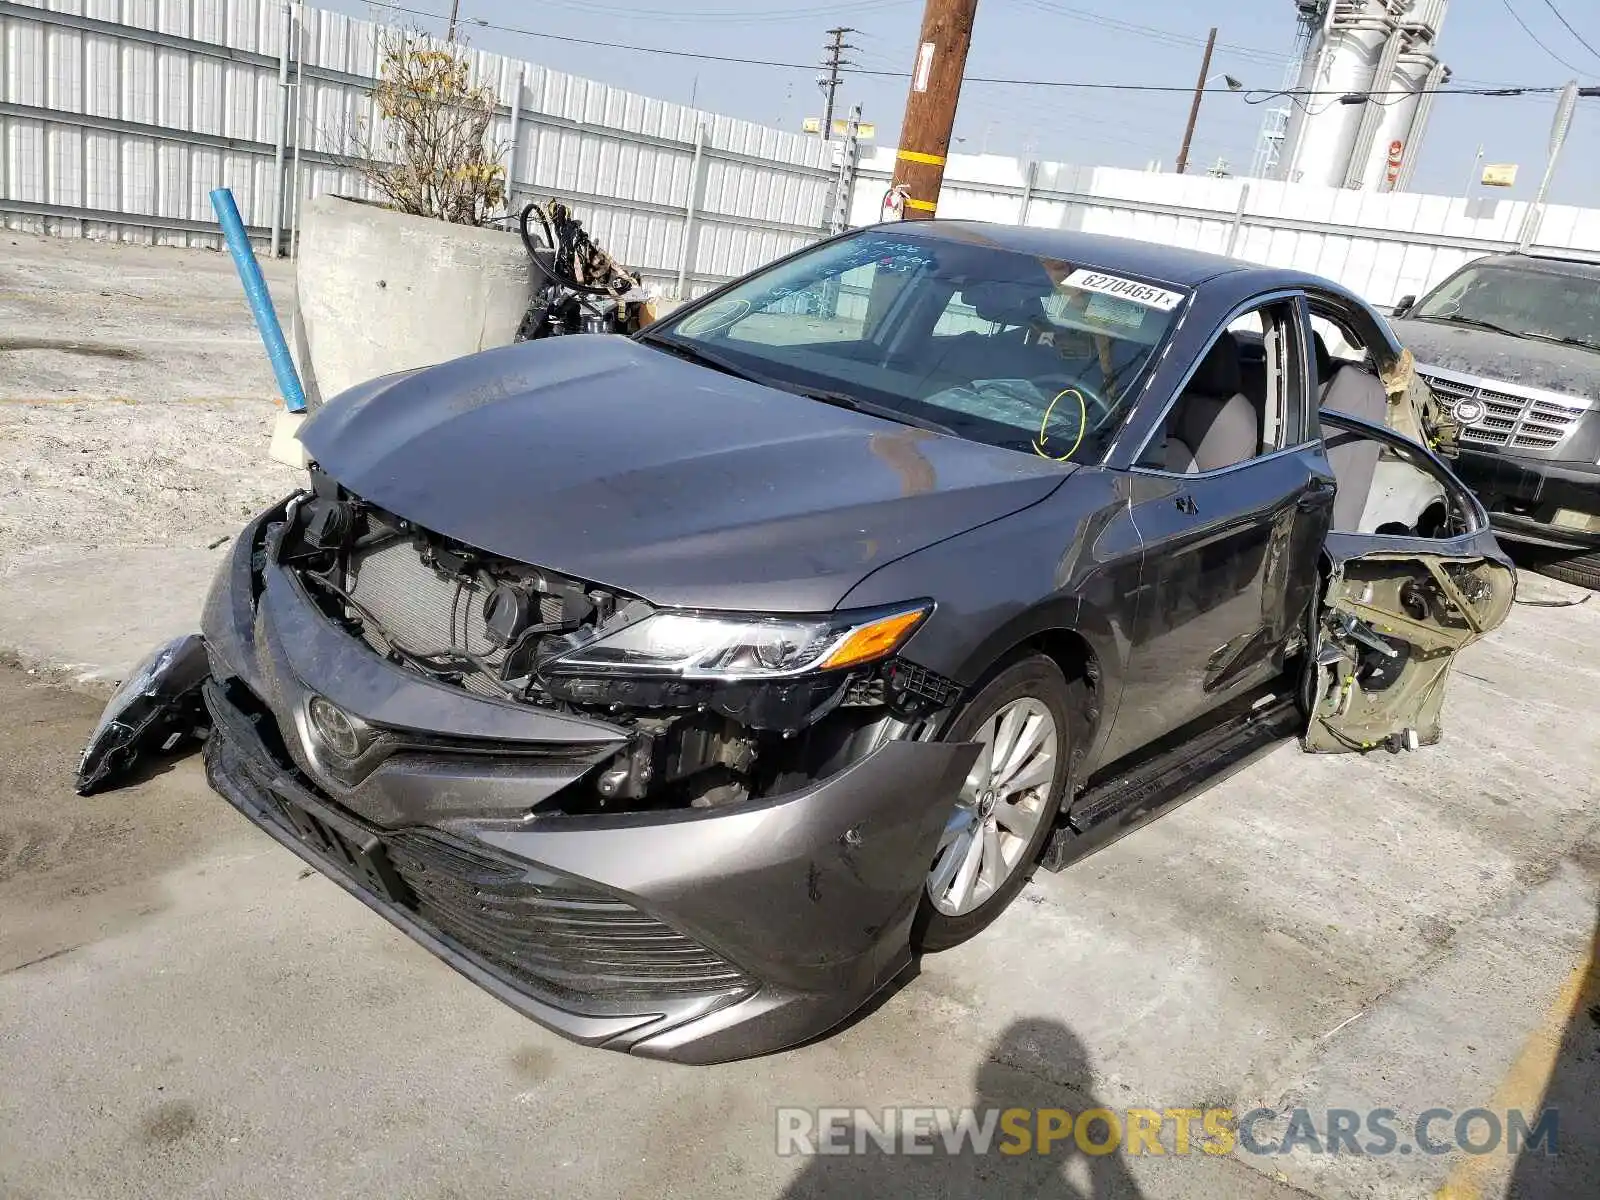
1463, 252, 1600, 281
888, 220, 1304, 289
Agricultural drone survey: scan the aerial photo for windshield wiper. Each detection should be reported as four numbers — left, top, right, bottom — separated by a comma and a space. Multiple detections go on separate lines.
1520, 331, 1600, 354
641, 335, 959, 436
795, 388, 960, 437
1421, 314, 1528, 339
638, 335, 766, 383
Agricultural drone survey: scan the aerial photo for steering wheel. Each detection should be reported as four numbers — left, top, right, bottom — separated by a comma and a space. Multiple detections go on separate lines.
1032, 376, 1115, 461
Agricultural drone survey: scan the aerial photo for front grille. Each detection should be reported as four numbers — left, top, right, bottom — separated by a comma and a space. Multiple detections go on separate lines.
343, 540, 561, 698
384, 829, 752, 1005
1418, 370, 1587, 451
211, 681, 750, 1012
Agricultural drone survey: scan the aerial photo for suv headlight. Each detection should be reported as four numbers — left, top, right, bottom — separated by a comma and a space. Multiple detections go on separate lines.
544, 603, 931, 680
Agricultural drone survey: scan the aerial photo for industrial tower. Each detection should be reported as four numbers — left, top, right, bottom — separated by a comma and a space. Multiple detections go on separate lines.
1267, 0, 1451, 191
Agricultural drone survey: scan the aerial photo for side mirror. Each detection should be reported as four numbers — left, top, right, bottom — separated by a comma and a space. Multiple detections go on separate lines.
1392, 295, 1416, 318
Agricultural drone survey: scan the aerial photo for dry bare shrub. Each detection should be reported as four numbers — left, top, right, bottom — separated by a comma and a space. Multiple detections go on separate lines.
351, 35, 506, 225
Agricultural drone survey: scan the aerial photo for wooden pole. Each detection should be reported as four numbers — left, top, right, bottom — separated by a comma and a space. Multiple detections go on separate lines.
1176, 27, 1217, 176
893, 0, 980, 220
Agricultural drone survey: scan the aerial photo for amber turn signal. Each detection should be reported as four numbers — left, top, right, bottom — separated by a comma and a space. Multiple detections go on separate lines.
819, 607, 928, 671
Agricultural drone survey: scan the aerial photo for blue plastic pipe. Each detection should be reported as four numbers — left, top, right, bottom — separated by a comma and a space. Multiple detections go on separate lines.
209, 187, 306, 413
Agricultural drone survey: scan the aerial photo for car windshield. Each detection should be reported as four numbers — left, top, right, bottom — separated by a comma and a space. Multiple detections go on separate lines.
1412, 263, 1600, 351
646, 228, 1187, 460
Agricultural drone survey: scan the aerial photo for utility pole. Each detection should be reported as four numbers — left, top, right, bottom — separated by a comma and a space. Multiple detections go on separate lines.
830, 104, 865, 233
818, 27, 857, 139
1463, 143, 1483, 202
894, 0, 980, 219
446, 0, 461, 41
1519, 80, 1578, 251
270, 0, 291, 257
1176, 27, 1217, 176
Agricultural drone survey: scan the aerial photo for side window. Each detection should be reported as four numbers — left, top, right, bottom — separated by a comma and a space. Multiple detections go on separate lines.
931, 288, 990, 336
1310, 315, 1367, 371
1323, 417, 1452, 535
1309, 312, 1373, 413
1308, 298, 1392, 429
1139, 298, 1309, 473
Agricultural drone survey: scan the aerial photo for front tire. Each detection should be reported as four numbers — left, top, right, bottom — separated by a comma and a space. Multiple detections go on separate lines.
912, 655, 1074, 953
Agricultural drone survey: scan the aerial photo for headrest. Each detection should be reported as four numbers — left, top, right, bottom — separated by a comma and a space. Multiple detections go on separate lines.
1312, 331, 1333, 383
1189, 332, 1242, 397
965, 281, 1046, 326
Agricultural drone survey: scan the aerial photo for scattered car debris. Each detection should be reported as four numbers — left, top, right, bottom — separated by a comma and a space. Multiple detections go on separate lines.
513, 200, 651, 340
1515, 592, 1592, 608
75, 633, 210, 795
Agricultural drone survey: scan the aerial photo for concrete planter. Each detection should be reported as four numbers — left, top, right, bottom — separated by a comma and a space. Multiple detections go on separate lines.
293, 194, 534, 406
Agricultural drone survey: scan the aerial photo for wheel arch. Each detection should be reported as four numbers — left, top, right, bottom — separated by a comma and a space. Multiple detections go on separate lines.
945, 596, 1125, 778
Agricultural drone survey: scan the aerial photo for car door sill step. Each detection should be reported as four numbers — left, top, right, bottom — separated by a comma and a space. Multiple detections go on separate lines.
1039, 690, 1302, 873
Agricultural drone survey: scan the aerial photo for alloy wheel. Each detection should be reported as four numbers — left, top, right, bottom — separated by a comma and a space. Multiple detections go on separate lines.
926, 697, 1057, 917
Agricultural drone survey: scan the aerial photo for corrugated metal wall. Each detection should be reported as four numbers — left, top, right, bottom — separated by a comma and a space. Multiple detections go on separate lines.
9, 0, 1600, 308
0, 0, 837, 290
854, 149, 1600, 308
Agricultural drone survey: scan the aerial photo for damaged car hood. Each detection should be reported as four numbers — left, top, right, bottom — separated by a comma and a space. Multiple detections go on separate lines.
300, 336, 1072, 612
1391, 318, 1600, 399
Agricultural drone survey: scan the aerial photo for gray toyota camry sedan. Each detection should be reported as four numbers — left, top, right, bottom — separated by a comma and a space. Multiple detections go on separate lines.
88, 222, 1513, 1063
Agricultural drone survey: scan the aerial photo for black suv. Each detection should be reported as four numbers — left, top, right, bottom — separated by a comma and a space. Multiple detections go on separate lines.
1393, 253, 1600, 588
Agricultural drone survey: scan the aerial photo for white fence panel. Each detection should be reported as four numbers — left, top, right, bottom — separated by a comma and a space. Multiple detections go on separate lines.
10, 0, 1600, 310
853, 148, 1600, 307
1, 0, 835, 291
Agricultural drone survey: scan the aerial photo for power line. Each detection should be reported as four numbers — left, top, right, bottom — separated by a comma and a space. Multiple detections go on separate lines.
1496, 0, 1590, 74
363, 0, 1590, 98
508, 0, 915, 26
1535, 0, 1600, 64
1016, 0, 1294, 67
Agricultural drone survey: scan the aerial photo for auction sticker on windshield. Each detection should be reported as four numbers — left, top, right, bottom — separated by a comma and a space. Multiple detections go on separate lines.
1065, 270, 1186, 311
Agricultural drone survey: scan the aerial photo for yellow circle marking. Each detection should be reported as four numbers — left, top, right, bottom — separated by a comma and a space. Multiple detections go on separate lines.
1033, 387, 1088, 462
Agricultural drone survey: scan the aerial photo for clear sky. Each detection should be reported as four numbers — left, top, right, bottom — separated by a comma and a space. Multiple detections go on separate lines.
339, 0, 1599, 205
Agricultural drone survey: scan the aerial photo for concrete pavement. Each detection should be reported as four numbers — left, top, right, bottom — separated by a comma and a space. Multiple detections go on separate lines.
3, 574, 1596, 1198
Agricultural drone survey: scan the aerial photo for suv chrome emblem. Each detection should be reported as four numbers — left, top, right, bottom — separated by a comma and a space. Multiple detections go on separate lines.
1452, 397, 1487, 426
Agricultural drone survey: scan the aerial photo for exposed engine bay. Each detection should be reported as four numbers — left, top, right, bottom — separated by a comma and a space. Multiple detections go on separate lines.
280, 470, 962, 814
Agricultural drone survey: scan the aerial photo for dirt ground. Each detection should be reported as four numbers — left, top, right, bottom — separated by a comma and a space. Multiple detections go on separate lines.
0, 233, 302, 685
0, 232, 299, 566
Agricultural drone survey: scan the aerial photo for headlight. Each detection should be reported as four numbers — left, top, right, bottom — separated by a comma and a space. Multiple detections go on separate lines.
545, 603, 931, 680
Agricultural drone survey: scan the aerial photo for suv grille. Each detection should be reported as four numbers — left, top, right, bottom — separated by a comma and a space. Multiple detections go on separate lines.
1418, 370, 1587, 451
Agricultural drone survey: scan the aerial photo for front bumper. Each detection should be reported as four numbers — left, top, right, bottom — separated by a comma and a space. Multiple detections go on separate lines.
200, 504, 978, 1064
1452, 448, 1600, 551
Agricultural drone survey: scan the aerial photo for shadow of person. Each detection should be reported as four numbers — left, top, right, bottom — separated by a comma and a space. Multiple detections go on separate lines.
780, 1017, 1145, 1199
1506, 900, 1600, 1198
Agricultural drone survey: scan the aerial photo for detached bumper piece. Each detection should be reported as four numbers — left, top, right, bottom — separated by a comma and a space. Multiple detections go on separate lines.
77, 633, 211, 795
